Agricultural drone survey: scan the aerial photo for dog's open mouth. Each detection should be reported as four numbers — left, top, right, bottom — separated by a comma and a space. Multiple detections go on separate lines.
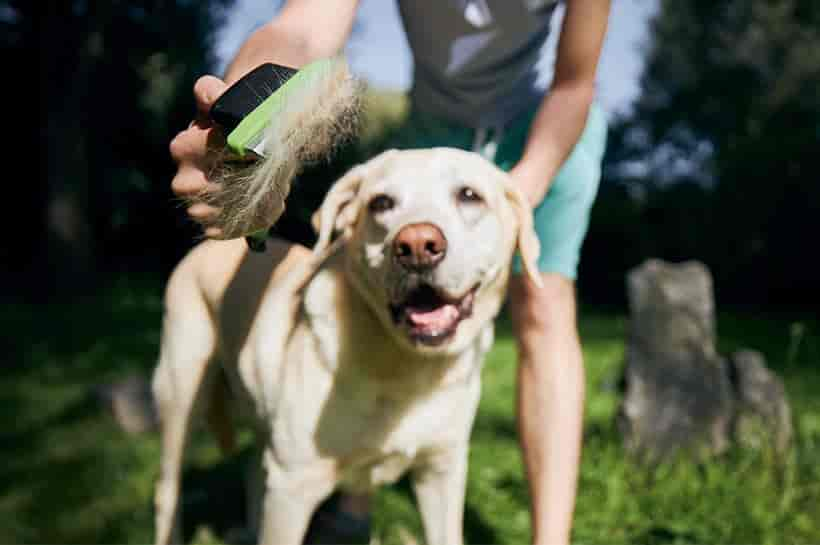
390, 284, 478, 346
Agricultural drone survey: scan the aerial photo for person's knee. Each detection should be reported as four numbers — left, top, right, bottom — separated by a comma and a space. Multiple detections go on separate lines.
510, 272, 577, 337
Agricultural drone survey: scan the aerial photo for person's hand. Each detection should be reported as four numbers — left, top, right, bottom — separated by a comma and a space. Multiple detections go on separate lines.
169, 75, 228, 238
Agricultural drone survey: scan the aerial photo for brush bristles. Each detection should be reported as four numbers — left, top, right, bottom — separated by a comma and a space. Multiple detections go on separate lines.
195, 57, 364, 240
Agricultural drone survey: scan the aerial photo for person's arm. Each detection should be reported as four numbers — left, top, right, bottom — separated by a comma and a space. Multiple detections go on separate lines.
509, 0, 610, 206
510, 2, 610, 545
170, 0, 360, 234
223, 0, 360, 83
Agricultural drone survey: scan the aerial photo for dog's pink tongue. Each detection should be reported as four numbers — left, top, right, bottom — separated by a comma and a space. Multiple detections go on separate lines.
407, 304, 459, 329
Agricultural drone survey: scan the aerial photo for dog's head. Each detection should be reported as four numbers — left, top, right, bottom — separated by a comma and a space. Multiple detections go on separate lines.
313, 148, 541, 355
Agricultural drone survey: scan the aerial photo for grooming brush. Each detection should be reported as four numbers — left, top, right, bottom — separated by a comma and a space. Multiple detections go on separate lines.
204, 56, 362, 251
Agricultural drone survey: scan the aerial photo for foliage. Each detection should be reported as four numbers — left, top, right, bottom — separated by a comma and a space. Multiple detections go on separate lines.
16, 0, 817, 309
8, 0, 234, 296
1, 281, 818, 544
590, 0, 820, 308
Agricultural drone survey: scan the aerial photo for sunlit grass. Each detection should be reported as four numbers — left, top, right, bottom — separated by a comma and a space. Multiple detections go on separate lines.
1, 277, 818, 544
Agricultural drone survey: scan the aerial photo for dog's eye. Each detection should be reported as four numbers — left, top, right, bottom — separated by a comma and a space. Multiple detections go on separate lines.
456, 186, 484, 204
368, 194, 395, 214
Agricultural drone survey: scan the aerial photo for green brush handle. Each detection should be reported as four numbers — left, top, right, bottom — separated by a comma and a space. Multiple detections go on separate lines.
245, 230, 268, 253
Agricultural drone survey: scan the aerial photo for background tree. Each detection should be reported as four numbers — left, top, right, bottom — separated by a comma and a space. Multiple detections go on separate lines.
7, 0, 234, 298
14, 0, 819, 308
585, 0, 820, 308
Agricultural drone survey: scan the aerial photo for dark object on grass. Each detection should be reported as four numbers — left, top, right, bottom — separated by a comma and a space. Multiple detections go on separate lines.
95, 374, 158, 434
303, 492, 371, 545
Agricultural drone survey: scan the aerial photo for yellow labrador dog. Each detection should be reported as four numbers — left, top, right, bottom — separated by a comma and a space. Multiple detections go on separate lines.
152, 148, 541, 545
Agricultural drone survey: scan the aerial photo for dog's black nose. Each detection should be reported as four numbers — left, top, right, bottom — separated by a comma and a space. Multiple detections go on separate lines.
393, 222, 447, 271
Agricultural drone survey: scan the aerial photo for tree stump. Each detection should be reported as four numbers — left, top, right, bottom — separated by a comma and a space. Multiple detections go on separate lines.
618, 259, 734, 460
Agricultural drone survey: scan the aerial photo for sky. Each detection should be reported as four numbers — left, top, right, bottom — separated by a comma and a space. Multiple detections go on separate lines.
214, 0, 659, 118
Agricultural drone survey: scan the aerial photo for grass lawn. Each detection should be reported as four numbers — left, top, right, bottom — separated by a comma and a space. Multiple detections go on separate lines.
2, 275, 818, 544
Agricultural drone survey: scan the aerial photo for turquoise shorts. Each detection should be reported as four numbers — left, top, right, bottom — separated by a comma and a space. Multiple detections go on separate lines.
386, 102, 608, 279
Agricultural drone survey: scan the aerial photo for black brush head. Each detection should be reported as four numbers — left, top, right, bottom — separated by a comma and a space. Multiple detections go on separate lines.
209, 63, 298, 133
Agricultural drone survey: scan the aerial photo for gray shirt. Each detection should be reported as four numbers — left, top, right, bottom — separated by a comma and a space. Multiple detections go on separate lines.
397, 0, 559, 128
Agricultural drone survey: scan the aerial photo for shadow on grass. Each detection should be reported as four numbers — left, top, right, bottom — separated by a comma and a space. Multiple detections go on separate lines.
0, 386, 155, 543
632, 525, 701, 545
179, 448, 252, 542
0, 279, 165, 543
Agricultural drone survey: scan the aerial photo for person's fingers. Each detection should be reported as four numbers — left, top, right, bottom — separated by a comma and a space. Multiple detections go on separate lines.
194, 75, 228, 114
169, 124, 225, 174
187, 202, 221, 221
170, 75, 229, 238
171, 164, 210, 198
170, 123, 211, 164
204, 226, 224, 239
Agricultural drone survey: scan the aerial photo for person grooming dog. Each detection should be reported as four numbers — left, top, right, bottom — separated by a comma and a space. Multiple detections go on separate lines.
169, 2, 610, 543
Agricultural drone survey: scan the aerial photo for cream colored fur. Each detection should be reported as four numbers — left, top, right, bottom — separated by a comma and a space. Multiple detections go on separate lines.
195, 57, 363, 239
152, 148, 540, 545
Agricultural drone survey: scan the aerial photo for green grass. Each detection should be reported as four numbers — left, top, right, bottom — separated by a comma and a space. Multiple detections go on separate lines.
2, 276, 819, 544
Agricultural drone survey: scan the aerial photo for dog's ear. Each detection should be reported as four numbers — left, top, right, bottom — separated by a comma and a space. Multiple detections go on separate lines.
312, 150, 398, 256
504, 183, 543, 288
311, 165, 364, 256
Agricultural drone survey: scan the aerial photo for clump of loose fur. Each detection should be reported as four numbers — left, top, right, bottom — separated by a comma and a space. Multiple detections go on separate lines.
195, 56, 364, 239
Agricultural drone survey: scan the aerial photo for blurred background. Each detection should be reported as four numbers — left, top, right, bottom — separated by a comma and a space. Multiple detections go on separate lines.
12, 0, 820, 306
6, 1, 820, 543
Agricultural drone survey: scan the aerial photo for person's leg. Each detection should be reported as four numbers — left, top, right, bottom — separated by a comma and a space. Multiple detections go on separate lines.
500, 104, 607, 542
509, 272, 584, 543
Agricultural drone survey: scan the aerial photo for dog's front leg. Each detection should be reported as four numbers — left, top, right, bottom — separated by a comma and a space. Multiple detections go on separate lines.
412, 445, 468, 545
152, 289, 219, 545
257, 453, 336, 545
